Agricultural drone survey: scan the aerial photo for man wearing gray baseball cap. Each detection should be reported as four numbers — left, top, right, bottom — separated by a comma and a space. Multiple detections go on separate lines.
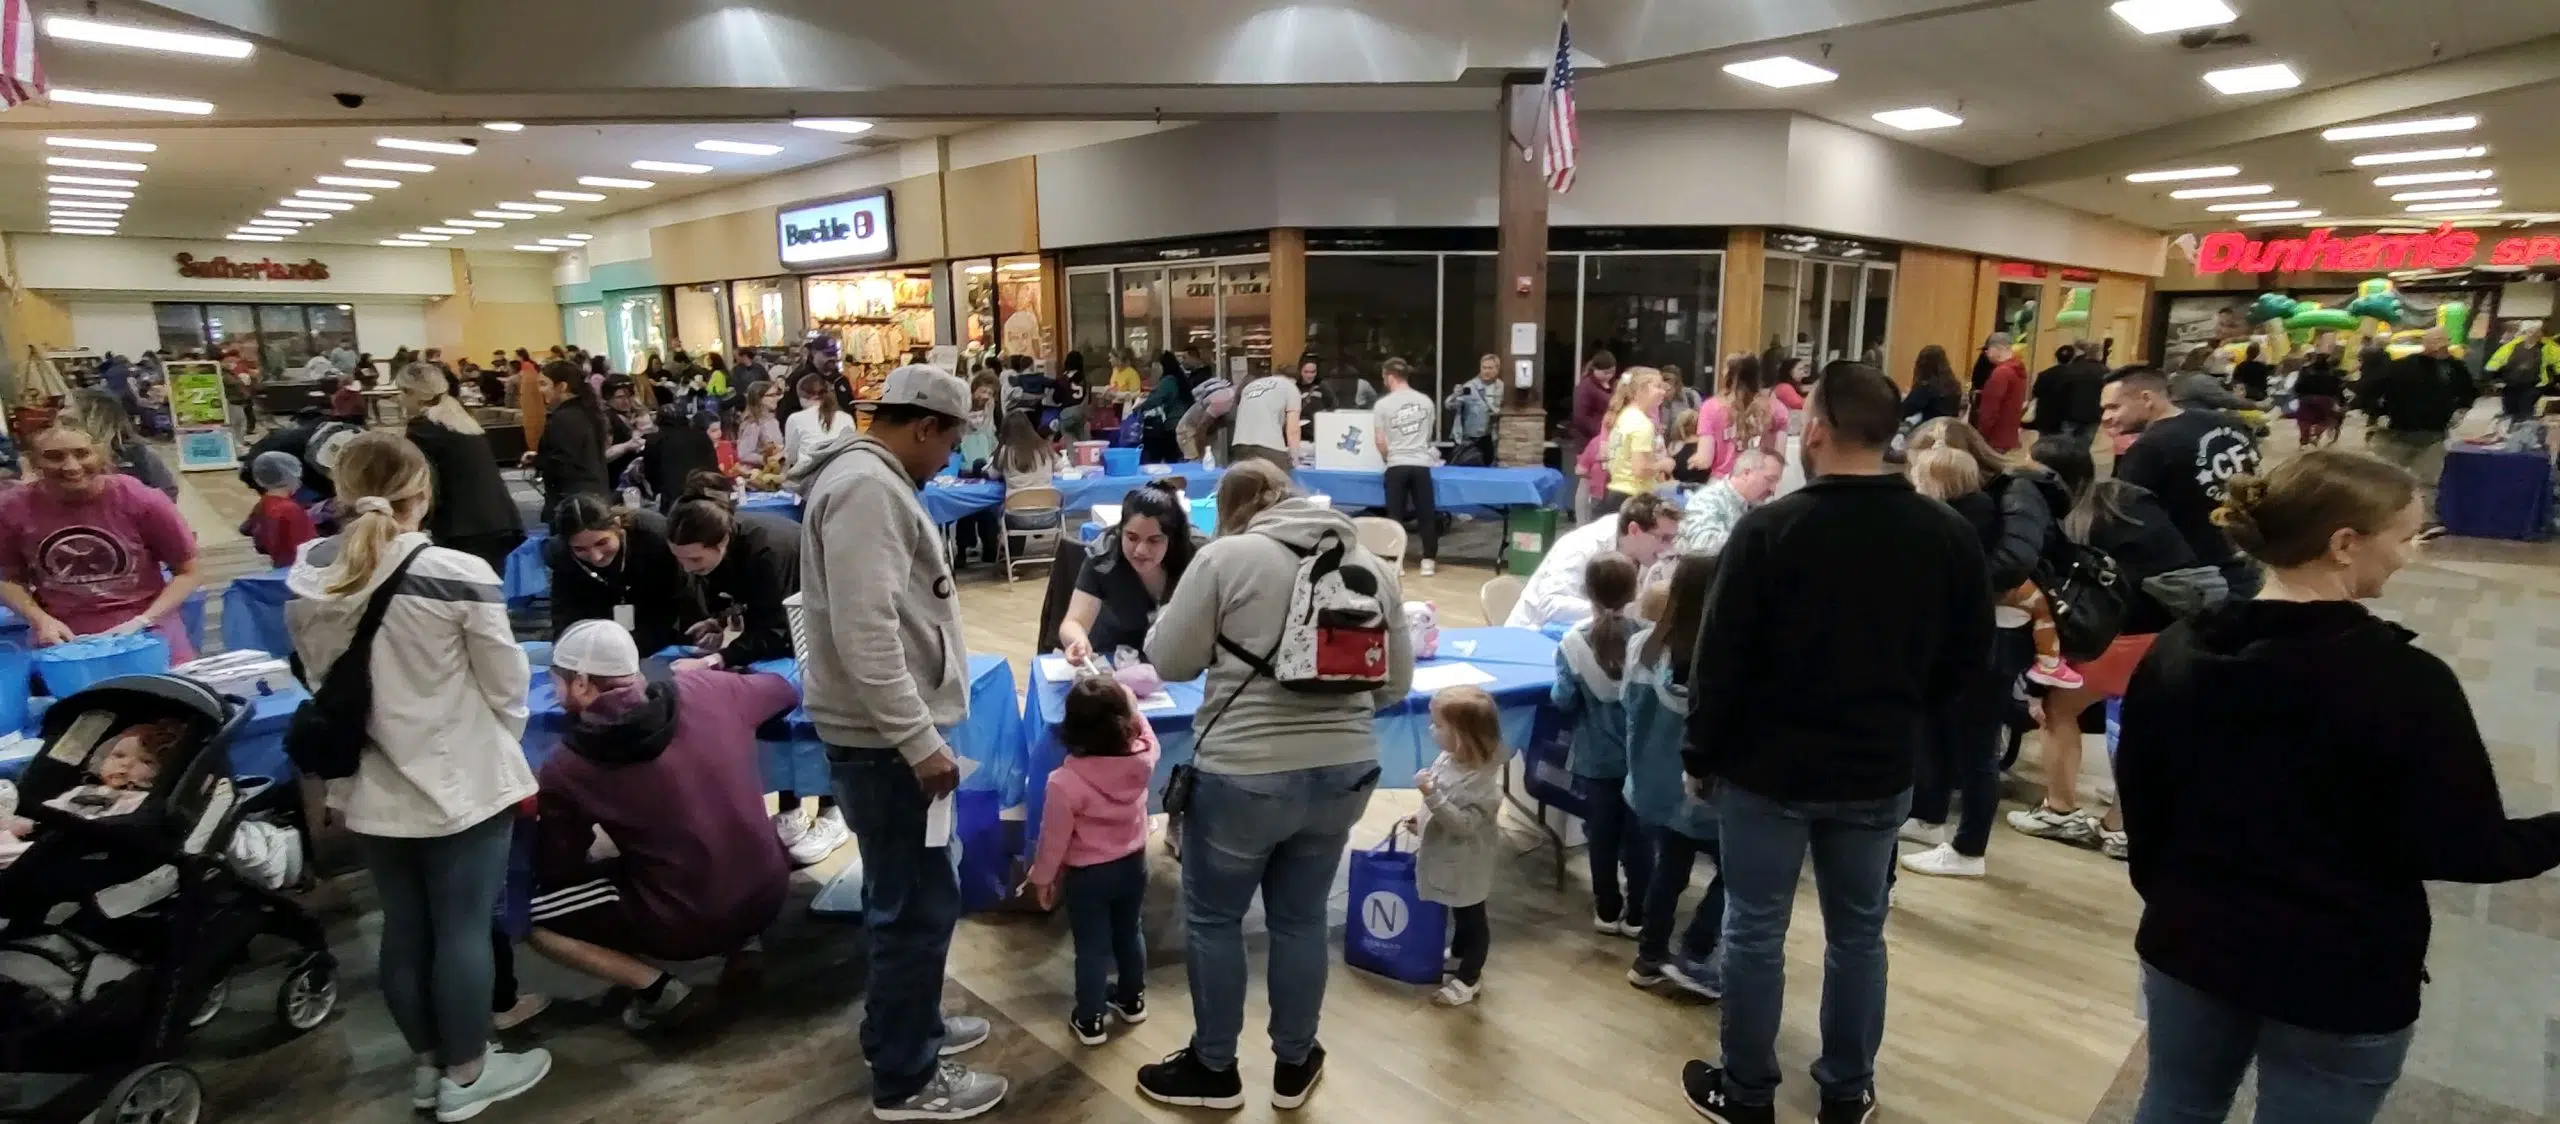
793, 363, 1007, 1120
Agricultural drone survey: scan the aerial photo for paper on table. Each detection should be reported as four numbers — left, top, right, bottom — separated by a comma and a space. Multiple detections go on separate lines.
1409, 662, 1496, 692
1134, 690, 1177, 712
1037, 654, 1076, 682
924, 756, 983, 848
1448, 639, 1478, 657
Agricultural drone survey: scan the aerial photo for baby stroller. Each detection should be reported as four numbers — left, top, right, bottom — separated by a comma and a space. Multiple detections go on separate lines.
0, 675, 337, 1124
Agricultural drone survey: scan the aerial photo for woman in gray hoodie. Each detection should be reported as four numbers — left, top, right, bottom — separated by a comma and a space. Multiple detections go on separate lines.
1133, 461, 1414, 1111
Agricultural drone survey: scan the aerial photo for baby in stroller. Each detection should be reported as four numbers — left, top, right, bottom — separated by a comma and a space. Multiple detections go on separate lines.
2, 716, 303, 890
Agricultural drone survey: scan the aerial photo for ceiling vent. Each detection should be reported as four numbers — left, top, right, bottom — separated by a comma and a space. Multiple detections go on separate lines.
2176, 28, 2256, 50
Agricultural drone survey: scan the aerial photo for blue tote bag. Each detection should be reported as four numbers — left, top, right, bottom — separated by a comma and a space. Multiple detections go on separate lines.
1343, 826, 1448, 985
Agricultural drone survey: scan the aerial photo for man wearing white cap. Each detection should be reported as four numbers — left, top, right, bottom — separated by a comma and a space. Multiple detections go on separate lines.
523, 620, 801, 1033
793, 363, 1007, 1121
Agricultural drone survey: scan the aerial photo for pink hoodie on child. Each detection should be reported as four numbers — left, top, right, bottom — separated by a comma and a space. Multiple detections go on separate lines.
1030, 717, 1161, 886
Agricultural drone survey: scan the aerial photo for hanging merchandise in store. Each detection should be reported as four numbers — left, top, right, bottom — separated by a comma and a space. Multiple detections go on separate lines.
805, 267, 936, 401
959, 257, 1049, 370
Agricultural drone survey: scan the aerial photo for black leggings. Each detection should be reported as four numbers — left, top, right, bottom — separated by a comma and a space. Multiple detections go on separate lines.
1449, 902, 1489, 985
1383, 465, 1438, 561
492, 930, 517, 1012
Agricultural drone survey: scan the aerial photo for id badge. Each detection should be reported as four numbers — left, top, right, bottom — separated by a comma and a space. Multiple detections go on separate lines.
613, 604, 635, 630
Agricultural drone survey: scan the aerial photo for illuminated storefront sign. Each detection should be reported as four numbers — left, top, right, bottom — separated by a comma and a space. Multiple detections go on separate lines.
2193, 223, 2560, 274
778, 190, 895, 268
174, 253, 330, 281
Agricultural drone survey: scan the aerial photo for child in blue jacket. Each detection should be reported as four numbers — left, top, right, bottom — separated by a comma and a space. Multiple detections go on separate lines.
1623, 554, 1726, 998
1552, 550, 1653, 935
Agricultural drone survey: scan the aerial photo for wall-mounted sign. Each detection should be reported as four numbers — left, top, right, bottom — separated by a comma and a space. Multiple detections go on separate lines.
2184, 223, 2560, 275
175, 253, 330, 281
777, 190, 895, 268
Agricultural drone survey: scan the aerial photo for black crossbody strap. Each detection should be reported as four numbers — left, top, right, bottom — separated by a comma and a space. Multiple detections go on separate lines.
299, 543, 428, 686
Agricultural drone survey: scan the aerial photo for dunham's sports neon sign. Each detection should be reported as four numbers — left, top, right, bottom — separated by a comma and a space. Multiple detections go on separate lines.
2194, 223, 2560, 274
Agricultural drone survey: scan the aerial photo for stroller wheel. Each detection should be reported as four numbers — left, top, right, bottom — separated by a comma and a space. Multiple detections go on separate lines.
95, 1063, 202, 1124
275, 952, 338, 1032
186, 979, 228, 1029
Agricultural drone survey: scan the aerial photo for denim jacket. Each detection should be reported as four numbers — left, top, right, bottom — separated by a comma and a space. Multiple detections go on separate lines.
1551, 619, 1629, 780
1623, 630, 1717, 841
1445, 378, 1498, 444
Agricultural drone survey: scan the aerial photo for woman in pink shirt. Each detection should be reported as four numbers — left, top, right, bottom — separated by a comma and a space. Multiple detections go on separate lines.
0, 425, 200, 659
1691, 353, 1790, 482
1028, 677, 1161, 1046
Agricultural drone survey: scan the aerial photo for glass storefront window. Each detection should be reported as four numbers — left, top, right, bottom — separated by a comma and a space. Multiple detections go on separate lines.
804, 268, 936, 400
1861, 264, 1895, 367
1067, 271, 1113, 366
1218, 261, 1271, 383
159, 303, 364, 376
671, 283, 727, 359
1996, 282, 2042, 369
1305, 255, 1437, 401
1441, 255, 1498, 410
610, 292, 666, 374
995, 256, 1048, 365
308, 305, 357, 360
1543, 254, 1580, 420
728, 278, 797, 352
154, 305, 207, 357
1117, 268, 1164, 362
1581, 254, 1722, 394
1823, 263, 1857, 367
1168, 266, 1219, 364
1761, 256, 1802, 358
255, 305, 314, 373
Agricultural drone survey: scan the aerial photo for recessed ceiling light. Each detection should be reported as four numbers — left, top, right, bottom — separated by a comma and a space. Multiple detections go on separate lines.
565, 233, 593, 241
482, 121, 524, 132
471, 210, 523, 220
345, 158, 435, 173
45, 156, 147, 172
52, 227, 118, 236
227, 233, 286, 242
377, 137, 477, 155
2372, 169, 2494, 186
266, 209, 331, 220
44, 136, 155, 153
47, 88, 214, 115
287, 200, 354, 211
48, 217, 119, 227
2169, 184, 2274, 199
537, 238, 582, 247
2351, 146, 2488, 167
791, 119, 874, 135
694, 139, 783, 155
381, 240, 432, 247
1721, 56, 1838, 89
402, 233, 453, 241
47, 175, 139, 188
1871, 107, 1962, 132
2392, 186, 2499, 202
2109, 0, 2236, 34
49, 200, 126, 211
418, 227, 472, 235
2125, 165, 2239, 183
295, 190, 371, 201
534, 190, 605, 202
444, 219, 504, 229
496, 201, 564, 212
48, 186, 134, 199
513, 244, 563, 252
577, 176, 654, 189
631, 160, 713, 174
2204, 63, 2300, 95
2405, 200, 2499, 213
2241, 210, 2323, 223
2324, 116, 2478, 141
2205, 200, 2301, 212
317, 175, 400, 189
244, 221, 301, 230
43, 15, 254, 58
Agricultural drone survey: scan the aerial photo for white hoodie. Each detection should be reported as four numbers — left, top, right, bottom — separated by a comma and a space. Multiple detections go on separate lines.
284, 531, 533, 838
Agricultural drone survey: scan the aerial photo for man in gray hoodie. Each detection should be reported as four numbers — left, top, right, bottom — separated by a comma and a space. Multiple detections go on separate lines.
793, 363, 1007, 1121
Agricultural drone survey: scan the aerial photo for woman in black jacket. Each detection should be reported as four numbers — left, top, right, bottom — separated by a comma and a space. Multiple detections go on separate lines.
663, 497, 800, 671
2120, 449, 2560, 1122
543, 494, 687, 656
637, 407, 719, 514
528, 361, 613, 520
1901, 344, 1965, 427
395, 363, 525, 573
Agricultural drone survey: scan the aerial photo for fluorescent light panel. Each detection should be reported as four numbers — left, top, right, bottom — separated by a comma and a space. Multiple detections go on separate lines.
2204, 63, 2301, 95
565, 233, 593, 241
2406, 200, 2499, 213
45, 136, 154, 153
48, 186, 133, 199
2323, 116, 2477, 141
316, 175, 400, 189
536, 238, 581, 247
2350, 145, 2488, 167
43, 16, 253, 58
2372, 169, 2494, 186
513, 244, 562, 252
402, 233, 452, 241
377, 137, 476, 155
266, 209, 331, 220
791, 119, 873, 135
2170, 184, 2274, 199
227, 233, 283, 242
45, 156, 146, 171
52, 228, 117, 236
345, 158, 434, 173
471, 211, 523, 220
534, 190, 604, 201
496, 201, 563, 212
444, 219, 504, 229
47, 175, 138, 187
694, 139, 782, 155
1721, 56, 1837, 88
2125, 165, 2237, 183
48, 201, 126, 211
47, 88, 214, 114
2392, 187, 2498, 201
381, 240, 431, 247
577, 176, 654, 189
483, 121, 524, 132
287, 200, 353, 211
630, 160, 712, 174
2242, 210, 2322, 222
1871, 107, 1962, 131
295, 189, 372, 201
418, 227, 472, 235
2108, 0, 2236, 35
243, 220, 301, 229
48, 217, 118, 227
2205, 200, 2300, 212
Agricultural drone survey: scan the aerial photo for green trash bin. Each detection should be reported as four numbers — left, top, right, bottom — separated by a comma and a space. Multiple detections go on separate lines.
1502, 506, 1558, 576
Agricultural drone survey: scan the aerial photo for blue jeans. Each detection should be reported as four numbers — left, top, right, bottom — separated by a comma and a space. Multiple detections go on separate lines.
1714, 783, 1911, 1106
1180, 762, 1381, 1072
1639, 825, 1723, 964
356, 810, 513, 1068
1064, 851, 1148, 1023
2133, 964, 2411, 1124
1578, 774, 1655, 925
830, 746, 962, 1106
1911, 628, 2028, 857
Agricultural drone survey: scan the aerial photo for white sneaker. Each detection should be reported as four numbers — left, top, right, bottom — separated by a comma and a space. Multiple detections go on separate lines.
1419, 559, 1437, 577
1898, 842, 1986, 879
875, 1061, 1008, 1121
2100, 829, 2130, 861
435, 1047, 551, 1122
789, 807, 852, 867
411, 1064, 438, 1110
1898, 819, 1949, 847
2007, 805, 2098, 845
1592, 912, 1621, 934
1432, 978, 1479, 1006
773, 808, 809, 849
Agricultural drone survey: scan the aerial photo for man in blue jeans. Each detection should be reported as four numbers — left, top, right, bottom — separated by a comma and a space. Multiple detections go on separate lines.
1681, 362, 1992, 1124
795, 364, 1006, 1122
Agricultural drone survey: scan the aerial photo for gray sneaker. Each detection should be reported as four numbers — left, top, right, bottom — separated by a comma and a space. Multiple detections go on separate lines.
2006, 805, 2098, 845
875, 1061, 1007, 1121
621, 978, 695, 1032
939, 1014, 990, 1055
434, 1047, 552, 1122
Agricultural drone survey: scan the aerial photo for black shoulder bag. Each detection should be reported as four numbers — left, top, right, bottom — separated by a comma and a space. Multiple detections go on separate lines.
284, 544, 428, 780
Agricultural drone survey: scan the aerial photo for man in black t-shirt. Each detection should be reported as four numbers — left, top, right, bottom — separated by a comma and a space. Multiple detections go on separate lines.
2103, 366, 2263, 598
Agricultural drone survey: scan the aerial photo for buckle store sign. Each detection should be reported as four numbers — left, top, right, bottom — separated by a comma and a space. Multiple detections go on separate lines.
777, 190, 894, 268
2193, 223, 2560, 275
174, 253, 330, 281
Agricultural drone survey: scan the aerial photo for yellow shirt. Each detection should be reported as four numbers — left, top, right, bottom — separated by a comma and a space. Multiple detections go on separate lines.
1606, 406, 1659, 496
1110, 366, 1143, 395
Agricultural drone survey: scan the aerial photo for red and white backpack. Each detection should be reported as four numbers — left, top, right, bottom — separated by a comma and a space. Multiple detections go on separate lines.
1216, 529, 1392, 695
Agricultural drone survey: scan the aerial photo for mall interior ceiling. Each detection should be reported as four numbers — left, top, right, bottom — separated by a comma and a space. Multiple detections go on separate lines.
1, 0, 2557, 249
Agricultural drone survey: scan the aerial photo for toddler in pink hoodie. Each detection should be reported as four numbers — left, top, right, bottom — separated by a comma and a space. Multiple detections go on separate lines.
1028, 676, 1161, 1046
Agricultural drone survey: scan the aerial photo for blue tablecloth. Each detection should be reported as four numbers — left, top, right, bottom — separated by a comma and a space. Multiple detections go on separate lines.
739, 492, 801, 522
921, 462, 1228, 525
504, 530, 550, 606
0, 589, 207, 654
2437, 446, 2554, 541
1291, 465, 1566, 517
218, 569, 293, 657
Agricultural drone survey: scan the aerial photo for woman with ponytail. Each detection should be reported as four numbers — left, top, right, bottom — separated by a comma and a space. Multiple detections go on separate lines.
395, 362, 524, 573
528, 359, 613, 520
283, 432, 551, 1119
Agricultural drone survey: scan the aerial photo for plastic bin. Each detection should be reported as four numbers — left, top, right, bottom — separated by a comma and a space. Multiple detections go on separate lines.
1503, 507, 1560, 576
1101, 447, 1140, 476
32, 633, 171, 698
1069, 440, 1108, 467
0, 642, 29, 734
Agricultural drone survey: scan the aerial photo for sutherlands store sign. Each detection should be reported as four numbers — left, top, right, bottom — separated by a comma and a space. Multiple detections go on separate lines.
173, 253, 331, 281
2192, 223, 2560, 275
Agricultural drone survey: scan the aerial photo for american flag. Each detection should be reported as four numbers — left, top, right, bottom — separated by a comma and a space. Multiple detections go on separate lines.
1, 0, 44, 110
1539, 12, 1578, 194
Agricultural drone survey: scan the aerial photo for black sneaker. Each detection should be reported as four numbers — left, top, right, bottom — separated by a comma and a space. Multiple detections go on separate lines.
1627, 957, 1667, 987
1681, 1062, 1774, 1124
1818, 1090, 1878, 1124
1272, 1043, 1325, 1110
1109, 991, 1148, 1025
1136, 1048, 1244, 1111
1069, 1011, 1107, 1047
